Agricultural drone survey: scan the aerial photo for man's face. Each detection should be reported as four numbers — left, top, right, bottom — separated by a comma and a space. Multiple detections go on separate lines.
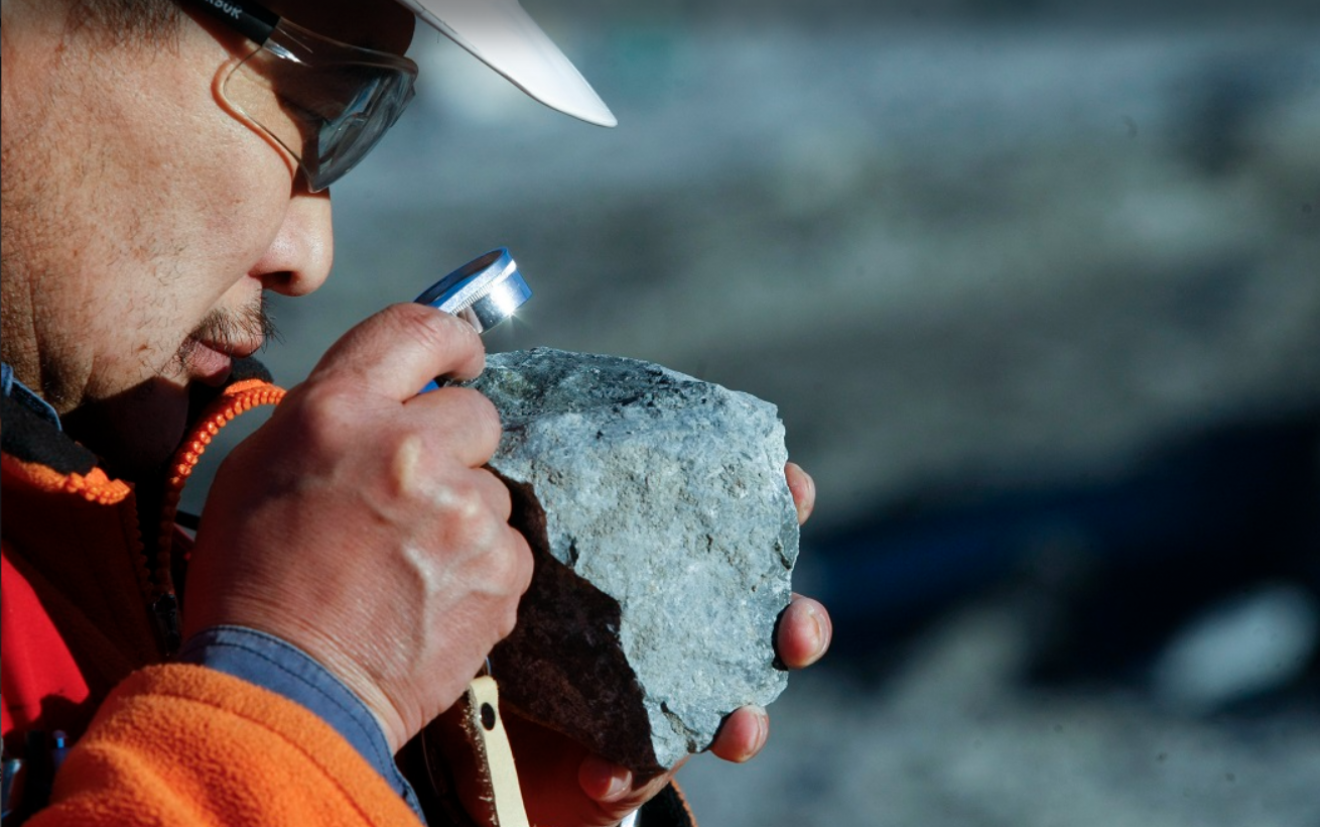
0, 0, 415, 479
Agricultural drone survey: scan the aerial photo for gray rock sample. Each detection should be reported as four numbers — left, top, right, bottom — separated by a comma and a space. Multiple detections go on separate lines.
464, 348, 797, 774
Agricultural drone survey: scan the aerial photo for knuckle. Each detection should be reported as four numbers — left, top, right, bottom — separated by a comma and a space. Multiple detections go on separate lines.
511, 533, 534, 593
494, 598, 521, 640
477, 469, 513, 514
480, 527, 519, 582
288, 382, 354, 447
387, 433, 428, 497
450, 484, 486, 521
483, 530, 531, 613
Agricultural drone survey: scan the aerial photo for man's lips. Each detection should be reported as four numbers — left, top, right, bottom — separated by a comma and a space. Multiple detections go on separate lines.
198, 336, 262, 361
186, 337, 263, 384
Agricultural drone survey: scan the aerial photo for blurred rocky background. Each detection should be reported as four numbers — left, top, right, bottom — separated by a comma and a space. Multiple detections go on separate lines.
190, 1, 1319, 824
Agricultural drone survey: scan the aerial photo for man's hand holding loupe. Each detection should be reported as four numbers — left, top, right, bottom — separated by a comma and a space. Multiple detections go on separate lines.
183, 302, 535, 752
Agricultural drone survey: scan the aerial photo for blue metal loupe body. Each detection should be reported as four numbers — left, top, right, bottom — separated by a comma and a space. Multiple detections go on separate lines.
414, 248, 530, 393
414, 248, 530, 333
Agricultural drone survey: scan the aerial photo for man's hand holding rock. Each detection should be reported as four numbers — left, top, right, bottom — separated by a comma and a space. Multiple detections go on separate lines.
498, 462, 832, 827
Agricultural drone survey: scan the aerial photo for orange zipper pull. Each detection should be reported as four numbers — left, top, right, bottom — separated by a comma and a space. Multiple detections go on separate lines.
155, 379, 286, 604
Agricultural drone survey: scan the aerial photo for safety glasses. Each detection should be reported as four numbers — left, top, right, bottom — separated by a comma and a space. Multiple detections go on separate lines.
181, 0, 418, 191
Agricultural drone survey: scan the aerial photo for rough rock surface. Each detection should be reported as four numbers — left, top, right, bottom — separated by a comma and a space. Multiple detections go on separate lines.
464, 348, 798, 773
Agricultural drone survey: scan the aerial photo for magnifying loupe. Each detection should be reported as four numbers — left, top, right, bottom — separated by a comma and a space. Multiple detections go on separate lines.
414, 248, 530, 393
414, 248, 530, 334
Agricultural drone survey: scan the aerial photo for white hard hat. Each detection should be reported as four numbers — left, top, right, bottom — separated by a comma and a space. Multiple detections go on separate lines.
393, 0, 617, 127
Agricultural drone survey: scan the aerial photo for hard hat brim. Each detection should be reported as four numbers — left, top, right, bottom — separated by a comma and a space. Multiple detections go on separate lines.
394, 0, 617, 127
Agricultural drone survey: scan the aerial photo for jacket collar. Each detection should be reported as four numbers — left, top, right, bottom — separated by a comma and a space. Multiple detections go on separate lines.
0, 358, 276, 478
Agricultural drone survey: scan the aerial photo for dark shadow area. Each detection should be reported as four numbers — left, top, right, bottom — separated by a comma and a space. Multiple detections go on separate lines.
811, 409, 1320, 709
487, 474, 660, 774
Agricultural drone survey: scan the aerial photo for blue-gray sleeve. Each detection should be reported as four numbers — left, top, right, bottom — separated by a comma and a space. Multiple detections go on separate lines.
175, 625, 426, 823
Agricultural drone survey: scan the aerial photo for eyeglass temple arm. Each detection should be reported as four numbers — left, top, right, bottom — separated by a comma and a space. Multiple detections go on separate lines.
184, 0, 280, 46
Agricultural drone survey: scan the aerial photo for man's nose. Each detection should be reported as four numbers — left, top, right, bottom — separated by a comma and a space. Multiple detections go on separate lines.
253, 187, 334, 297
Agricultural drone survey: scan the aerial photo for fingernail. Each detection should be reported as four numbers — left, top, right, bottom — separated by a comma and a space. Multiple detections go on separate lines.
807, 603, 830, 658
796, 471, 816, 523
751, 706, 769, 754
581, 755, 632, 802
605, 769, 632, 801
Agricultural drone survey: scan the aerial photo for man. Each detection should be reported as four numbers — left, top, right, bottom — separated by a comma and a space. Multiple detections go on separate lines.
0, 0, 832, 824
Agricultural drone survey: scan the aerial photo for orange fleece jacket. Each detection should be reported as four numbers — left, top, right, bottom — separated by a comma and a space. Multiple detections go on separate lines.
34, 665, 422, 826
3, 378, 420, 825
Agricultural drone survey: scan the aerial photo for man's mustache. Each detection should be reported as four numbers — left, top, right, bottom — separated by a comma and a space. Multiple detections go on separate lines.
175, 295, 281, 366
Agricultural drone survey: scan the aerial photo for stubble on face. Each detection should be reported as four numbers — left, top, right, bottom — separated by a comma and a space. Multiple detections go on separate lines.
0, 110, 83, 412
174, 293, 281, 377
1, 9, 286, 479
3, 126, 280, 415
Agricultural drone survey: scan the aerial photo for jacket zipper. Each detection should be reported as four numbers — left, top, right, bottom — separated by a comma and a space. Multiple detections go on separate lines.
149, 379, 286, 655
